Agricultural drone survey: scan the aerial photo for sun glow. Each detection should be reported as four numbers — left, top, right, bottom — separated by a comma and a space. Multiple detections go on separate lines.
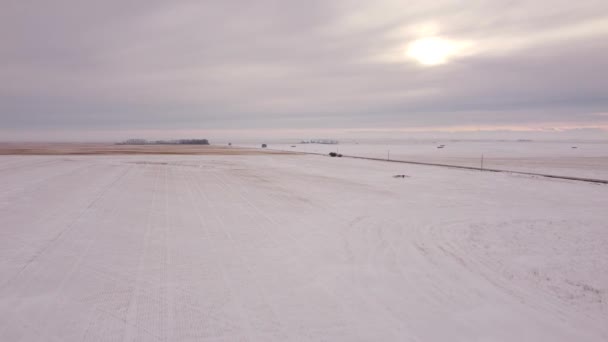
406, 36, 470, 66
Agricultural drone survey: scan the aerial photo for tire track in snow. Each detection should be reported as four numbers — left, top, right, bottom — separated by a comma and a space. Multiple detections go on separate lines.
163, 164, 176, 341
81, 163, 169, 342
420, 218, 608, 336
179, 165, 258, 341
0, 161, 93, 202
172, 164, 278, 340
242, 166, 558, 338
0, 163, 134, 290
0, 162, 123, 286
209, 169, 414, 340
0, 157, 61, 173
32, 165, 140, 342
195, 168, 299, 340
0, 163, 136, 341
217, 169, 425, 338
223, 161, 576, 338
122, 164, 163, 342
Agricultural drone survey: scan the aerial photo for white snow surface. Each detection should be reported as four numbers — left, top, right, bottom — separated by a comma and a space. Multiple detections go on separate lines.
0, 154, 607, 341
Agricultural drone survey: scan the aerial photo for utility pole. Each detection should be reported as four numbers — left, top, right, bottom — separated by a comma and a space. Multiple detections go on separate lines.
480, 154, 484, 171
387, 150, 390, 161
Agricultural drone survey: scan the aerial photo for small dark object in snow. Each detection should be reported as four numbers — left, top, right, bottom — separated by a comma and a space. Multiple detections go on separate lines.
393, 174, 409, 178
261, 144, 267, 148
291, 145, 296, 147
572, 146, 578, 149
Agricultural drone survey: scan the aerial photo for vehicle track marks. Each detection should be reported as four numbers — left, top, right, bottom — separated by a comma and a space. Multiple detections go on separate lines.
122, 164, 162, 342
0, 164, 133, 290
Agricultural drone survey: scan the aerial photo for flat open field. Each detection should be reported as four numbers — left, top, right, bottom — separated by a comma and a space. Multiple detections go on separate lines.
250, 141, 608, 180
0, 153, 606, 341
0, 143, 292, 155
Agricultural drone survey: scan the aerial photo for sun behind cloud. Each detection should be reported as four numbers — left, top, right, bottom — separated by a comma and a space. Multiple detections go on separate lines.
406, 36, 472, 66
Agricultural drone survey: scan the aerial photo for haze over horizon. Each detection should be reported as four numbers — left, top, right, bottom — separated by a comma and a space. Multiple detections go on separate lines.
2, 0, 608, 141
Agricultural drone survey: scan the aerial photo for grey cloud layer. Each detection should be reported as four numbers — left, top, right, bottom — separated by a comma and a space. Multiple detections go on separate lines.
1, 0, 608, 133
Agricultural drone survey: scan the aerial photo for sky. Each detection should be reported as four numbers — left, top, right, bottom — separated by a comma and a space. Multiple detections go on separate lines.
1, 0, 608, 141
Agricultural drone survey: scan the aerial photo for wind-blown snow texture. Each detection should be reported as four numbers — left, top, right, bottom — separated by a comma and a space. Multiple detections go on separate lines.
0, 154, 606, 341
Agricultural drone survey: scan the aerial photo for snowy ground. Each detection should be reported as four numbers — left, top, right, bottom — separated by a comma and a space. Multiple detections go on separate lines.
243, 141, 608, 180
0, 153, 607, 341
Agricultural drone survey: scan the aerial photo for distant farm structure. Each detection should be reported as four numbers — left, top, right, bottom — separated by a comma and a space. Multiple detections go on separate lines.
118, 139, 209, 145
300, 139, 339, 145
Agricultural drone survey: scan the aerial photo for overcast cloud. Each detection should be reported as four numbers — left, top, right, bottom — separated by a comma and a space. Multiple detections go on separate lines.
1, 0, 608, 140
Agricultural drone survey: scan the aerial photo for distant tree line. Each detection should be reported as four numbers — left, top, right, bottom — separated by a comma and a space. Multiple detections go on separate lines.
118, 139, 210, 145
177, 139, 210, 145
300, 139, 339, 144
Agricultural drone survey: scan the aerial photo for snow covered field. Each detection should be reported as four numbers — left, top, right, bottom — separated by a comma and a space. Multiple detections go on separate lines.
0, 153, 607, 341
244, 141, 608, 180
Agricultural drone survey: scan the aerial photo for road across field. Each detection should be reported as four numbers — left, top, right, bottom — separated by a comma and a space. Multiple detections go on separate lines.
0, 155, 606, 341
248, 141, 608, 180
